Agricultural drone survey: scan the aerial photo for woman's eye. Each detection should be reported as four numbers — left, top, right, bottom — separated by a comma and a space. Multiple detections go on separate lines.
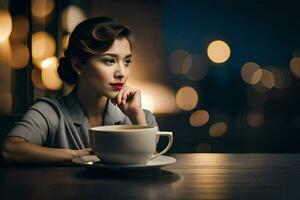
103, 59, 115, 65
124, 60, 132, 66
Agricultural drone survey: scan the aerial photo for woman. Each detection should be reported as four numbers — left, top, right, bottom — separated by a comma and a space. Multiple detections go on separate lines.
1, 17, 158, 163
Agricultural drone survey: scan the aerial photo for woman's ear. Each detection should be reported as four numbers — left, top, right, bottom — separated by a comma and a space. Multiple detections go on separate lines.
71, 58, 83, 76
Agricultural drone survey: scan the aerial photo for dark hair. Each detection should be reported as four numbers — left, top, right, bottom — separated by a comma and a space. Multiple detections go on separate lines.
58, 17, 134, 84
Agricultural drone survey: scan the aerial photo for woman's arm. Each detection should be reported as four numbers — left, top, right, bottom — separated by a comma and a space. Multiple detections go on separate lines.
1, 137, 91, 163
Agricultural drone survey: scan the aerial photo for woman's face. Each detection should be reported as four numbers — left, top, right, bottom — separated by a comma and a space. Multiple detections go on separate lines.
79, 38, 132, 99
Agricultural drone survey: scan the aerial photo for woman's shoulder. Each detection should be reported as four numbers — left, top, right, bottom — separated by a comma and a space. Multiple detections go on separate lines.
28, 96, 68, 128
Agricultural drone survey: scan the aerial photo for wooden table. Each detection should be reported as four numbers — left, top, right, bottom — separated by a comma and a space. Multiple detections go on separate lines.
1, 153, 300, 199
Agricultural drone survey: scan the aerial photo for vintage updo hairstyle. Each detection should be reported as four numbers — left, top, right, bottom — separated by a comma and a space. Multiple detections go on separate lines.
58, 17, 133, 84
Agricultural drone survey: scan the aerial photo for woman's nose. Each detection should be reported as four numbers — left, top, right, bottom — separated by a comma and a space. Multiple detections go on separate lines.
114, 64, 126, 79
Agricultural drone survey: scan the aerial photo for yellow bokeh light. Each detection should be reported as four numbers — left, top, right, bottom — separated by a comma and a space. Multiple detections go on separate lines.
260, 69, 275, 89
241, 62, 262, 85
31, 0, 55, 18
169, 49, 192, 74
247, 111, 264, 127
10, 16, 29, 41
41, 57, 62, 90
207, 40, 231, 64
176, 86, 198, 111
209, 122, 227, 137
62, 5, 86, 33
195, 143, 211, 153
10, 44, 29, 69
62, 34, 70, 51
189, 110, 210, 127
0, 39, 12, 93
184, 55, 209, 81
32, 31, 56, 66
141, 94, 154, 113
290, 57, 300, 78
0, 39, 12, 66
0, 9, 12, 42
31, 66, 46, 89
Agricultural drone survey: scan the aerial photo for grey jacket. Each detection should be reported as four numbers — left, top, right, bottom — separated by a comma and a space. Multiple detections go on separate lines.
7, 90, 158, 149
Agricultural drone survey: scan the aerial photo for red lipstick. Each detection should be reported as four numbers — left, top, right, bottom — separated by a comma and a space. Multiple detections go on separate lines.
110, 82, 124, 91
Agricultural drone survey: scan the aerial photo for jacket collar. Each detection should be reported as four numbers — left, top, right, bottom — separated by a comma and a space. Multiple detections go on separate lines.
64, 89, 123, 126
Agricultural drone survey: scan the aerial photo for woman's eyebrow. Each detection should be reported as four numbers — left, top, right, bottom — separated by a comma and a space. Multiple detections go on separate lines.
100, 53, 132, 59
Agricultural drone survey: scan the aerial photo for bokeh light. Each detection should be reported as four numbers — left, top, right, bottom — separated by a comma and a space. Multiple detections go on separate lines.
241, 62, 262, 85
32, 31, 56, 66
289, 57, 300, 78
184, 55, 209, 81
169, 49, 192, 74
247, 111, 264, 127
189, 110, 210, 127
0, 9, 12, 42
195, 143, 211, 153
10, 44, 29, 69
31, 0, 55, 18
41, 57, 63, 90
62, 5, 86, 33
10, 16, 29, 42
31, 66, 46, 90
260, 69, 275, 89
62, 34, 70, 51
209, 122, 228, 137
176, 86, 198, 111
207, 40, 231, 64
0, 39, 12, 93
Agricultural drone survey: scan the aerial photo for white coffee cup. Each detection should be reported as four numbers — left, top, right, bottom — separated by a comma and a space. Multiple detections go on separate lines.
88, 125, 173, 165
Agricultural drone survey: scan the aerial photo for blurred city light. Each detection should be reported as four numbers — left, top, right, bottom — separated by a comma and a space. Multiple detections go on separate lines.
184, 55, 209, 81
260, 69, 275, 89
169, 49, 192, 74
41, 57, 62, 90
0, 9, 12, 42
241, 62, 262, 85
247, 111, 264, 127
10, 16, 29, 42
209, 122, 228, 137
176, 86, 198, 111
31, 0, 55, 18
290, 57, 300, 78
207, 40, 231, 64
189, 109, 210, 127
10, 44, 29, 69
32, 31, 56, 67
62, 5, 86, 33
31, 66, 46, 89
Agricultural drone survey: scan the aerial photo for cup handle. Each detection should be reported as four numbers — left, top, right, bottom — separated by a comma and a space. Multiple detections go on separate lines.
151, 131, 173, 160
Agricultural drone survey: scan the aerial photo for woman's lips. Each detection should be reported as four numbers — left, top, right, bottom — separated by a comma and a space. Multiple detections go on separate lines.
110, 83, 124, 91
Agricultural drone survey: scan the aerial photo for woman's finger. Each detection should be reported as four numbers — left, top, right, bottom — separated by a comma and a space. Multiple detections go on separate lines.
116, 86, 127, 104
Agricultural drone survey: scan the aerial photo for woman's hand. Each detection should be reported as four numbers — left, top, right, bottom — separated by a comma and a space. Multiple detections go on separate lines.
112, 86, 147, 125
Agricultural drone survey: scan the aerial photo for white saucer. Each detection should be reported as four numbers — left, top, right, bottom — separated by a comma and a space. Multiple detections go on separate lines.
72, 155, 176, 170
